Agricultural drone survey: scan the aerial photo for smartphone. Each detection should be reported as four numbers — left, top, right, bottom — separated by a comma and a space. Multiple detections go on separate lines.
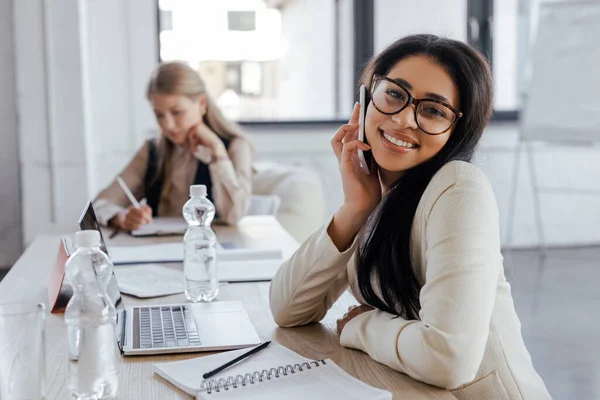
357, 84, 372, 175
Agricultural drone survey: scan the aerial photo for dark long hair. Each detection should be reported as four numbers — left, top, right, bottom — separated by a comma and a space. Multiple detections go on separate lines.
357, 34, 493, 320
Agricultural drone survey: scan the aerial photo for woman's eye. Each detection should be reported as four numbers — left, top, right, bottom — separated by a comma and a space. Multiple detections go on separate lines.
172, 110, 180, 116
386, 90, 405, 100
155, 114, 164, 119
424, 107, 445, 118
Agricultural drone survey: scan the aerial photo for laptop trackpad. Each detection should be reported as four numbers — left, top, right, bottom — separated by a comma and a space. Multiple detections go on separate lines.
191, 302, 260, 348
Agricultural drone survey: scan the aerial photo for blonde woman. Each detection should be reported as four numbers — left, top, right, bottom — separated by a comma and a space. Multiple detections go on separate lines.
94, 62, 253, 229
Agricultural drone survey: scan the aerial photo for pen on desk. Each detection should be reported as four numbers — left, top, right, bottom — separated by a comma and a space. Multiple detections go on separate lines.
108, 229, 120, 239
202, 341, 271, 380
116, 176, 140, 208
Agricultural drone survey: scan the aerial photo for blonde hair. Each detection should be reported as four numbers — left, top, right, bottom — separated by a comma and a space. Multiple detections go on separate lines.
146, 61, 251, 206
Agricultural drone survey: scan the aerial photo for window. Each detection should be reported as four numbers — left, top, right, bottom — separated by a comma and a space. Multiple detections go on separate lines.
374, 0, 521, 117
158, 0, 354, 122
493, 0, 566, 113
159, 0, 526, 122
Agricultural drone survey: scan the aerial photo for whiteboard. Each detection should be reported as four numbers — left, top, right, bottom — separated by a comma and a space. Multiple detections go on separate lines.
521, 1, 600, 143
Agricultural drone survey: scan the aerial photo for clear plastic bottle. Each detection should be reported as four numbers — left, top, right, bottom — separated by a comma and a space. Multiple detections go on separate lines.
182, 184, 219, 302
64, 230, 120, 400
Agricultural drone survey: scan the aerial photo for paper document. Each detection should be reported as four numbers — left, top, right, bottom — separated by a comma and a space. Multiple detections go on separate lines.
113, 264, 184, 298
109, 243, 283, 267
109, 242, 184, 265
131, 217, 188, 237
218, 259, 283, 282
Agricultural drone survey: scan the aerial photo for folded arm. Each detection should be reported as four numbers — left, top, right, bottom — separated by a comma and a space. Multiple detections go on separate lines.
209, 138, 253, 225
269, 220, 359, 327
340, 176, 502, 389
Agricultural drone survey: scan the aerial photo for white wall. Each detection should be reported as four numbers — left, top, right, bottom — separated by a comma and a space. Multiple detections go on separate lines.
86, 0, 158, 193
0, 0, 22, 267
13, 0, 158, 244
14, 0, 90, 244
374, 0, 467, 52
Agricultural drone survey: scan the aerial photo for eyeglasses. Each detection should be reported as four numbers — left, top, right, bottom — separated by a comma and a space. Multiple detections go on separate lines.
370, 74, 463, 135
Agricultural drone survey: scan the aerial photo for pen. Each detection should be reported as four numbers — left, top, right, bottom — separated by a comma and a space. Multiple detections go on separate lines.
202, 341, 271, 380
116, 176, 141, 208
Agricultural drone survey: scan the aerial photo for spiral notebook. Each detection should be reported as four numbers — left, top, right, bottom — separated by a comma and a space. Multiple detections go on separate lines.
154, 342, 391, 399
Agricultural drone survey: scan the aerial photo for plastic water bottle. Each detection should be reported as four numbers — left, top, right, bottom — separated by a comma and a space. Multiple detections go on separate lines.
183, 184, 219, 302
64, 230, 120, 400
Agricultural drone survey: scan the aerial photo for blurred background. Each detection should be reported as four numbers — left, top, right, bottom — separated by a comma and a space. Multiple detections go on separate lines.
1, 1, 598, 398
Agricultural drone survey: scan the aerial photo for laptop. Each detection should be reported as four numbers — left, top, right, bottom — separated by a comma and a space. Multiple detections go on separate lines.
78, 202, 262, 356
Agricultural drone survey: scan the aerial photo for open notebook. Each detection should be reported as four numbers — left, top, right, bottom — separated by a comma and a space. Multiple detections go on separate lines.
154, 342, 391, 400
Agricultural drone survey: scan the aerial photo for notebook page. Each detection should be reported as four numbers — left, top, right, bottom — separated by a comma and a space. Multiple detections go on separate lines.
113, 264, 183, 298
153, 343, 313, 396
196, 360, 392, 400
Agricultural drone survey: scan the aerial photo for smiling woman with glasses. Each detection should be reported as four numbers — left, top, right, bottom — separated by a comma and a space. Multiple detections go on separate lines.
270, 34, 551, 400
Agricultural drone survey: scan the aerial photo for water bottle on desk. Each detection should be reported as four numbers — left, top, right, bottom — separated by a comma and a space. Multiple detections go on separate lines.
64, 230, 120, 400
183, 184, 219, 302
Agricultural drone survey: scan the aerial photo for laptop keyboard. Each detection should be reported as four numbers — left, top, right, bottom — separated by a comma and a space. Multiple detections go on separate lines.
139, 305, 201, 349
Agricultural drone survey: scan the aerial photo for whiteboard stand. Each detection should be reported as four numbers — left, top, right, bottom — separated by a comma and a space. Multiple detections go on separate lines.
505, 139, 546, 254
504, 0, 600, 252
505, 137, 600, 252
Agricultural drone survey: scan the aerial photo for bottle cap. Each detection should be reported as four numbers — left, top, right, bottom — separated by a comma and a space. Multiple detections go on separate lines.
190, 184, 207, 197
75, 230, 101, 248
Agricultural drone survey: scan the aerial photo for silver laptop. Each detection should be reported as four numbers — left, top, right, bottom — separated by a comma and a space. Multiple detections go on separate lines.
78, 202, 262, 356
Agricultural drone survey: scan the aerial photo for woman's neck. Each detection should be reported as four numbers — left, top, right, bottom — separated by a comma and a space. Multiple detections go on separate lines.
378, 167, 405, 193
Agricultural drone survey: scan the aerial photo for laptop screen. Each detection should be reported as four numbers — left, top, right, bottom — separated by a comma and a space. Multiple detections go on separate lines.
78, 201, 124, 311
78, 201, 111, 255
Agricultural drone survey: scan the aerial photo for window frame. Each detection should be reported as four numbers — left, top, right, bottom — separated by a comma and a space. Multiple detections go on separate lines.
156, 0, 516, 127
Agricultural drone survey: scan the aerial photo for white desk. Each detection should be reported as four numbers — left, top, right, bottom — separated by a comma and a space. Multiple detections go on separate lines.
1, 216, 452, 399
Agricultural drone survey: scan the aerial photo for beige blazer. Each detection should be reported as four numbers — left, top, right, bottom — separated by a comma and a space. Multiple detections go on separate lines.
93, 138, 252, 226
270, 161, 551, 400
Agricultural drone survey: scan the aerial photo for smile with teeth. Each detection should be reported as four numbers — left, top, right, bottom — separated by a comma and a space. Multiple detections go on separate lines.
381, 131, 418, 149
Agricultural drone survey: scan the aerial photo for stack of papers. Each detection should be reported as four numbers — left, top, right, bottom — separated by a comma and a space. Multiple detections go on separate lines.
107, 243, 284, 282
108, 243, 282, 264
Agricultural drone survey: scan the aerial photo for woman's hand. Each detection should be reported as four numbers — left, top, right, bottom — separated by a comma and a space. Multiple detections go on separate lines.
331, 103, 381, 216
115, 205, 152, 231
327, 103, 382, 251
336, 304, 374, 334
186, 122, 228, 160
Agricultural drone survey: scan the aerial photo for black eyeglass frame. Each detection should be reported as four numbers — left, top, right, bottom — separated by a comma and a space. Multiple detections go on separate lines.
370, 74, 464, 135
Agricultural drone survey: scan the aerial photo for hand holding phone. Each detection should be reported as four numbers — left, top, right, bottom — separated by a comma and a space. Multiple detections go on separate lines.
357, 85, 372, 175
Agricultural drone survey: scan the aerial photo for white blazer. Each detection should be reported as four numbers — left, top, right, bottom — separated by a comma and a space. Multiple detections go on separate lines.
270, 161, 551, 400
